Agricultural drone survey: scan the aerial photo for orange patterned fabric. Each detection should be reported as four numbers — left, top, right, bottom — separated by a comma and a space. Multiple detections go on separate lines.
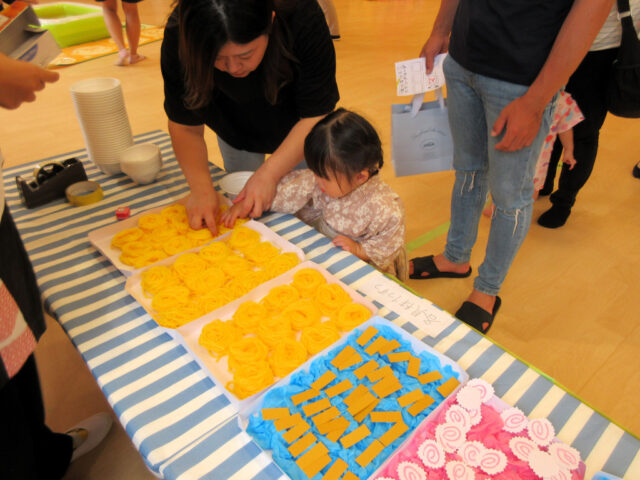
0, 281, 36, 379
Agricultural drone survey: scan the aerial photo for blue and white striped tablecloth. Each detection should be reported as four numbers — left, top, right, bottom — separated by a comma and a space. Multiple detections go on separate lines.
3, 131, 638, 479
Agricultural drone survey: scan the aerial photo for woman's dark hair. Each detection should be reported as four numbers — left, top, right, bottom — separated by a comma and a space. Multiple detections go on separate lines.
305, 108, 384, 183
177, 0, 296, 109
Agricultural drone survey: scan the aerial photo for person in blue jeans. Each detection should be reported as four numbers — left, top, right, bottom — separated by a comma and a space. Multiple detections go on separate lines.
410, 0, 614, 333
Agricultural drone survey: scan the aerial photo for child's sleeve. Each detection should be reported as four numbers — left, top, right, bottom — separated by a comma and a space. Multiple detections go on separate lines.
557, 92, 585, 133
270, 170, 316, 214
359, 195, 406, 271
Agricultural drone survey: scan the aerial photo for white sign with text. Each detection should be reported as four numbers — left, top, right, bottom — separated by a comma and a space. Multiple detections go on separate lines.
395, 53, 447, 96
358, 274, 455, 338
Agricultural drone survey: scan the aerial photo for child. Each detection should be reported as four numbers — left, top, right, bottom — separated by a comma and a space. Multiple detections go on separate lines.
223, 108, 407, 280
483, 90, 583, 217
96, 0, 146, 66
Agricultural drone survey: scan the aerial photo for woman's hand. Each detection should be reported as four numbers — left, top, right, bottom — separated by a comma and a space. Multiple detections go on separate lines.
232, 166, 278, 219
332, 235, 369, 261
185, 189, 220, 234
220, 203, 245, 228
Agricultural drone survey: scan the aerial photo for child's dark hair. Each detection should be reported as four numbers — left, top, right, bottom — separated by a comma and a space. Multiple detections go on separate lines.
304, 108, 383, 183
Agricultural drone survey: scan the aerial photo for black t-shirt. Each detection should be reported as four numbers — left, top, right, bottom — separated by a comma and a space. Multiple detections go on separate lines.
161, 0, 339, 154
449, 0, 574, 86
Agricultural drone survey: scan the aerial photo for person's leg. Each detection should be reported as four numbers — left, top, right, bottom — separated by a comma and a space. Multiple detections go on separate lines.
217, 136, 265, 172
540, 48, 617, 227
122, 1, 145, 64
100, 0, 128, 65
0, 356, 73, 480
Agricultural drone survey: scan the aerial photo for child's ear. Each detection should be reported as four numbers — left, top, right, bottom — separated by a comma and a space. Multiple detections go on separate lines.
355, 169, 370, 186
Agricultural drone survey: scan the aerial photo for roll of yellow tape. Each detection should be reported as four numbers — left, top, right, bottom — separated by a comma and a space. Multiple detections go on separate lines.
65, 181, 104, 206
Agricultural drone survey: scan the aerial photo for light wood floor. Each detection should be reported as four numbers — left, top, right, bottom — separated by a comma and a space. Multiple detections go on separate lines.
1, 0, 638, 478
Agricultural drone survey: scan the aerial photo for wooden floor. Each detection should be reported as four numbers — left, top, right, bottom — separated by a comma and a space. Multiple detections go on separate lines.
1, 0, 638, 477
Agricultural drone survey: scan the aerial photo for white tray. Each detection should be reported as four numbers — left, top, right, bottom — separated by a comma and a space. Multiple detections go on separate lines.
88, 198, 232, 276
243, 316, 468, 479
124, 220, 306, 325
175, 261, 378, 416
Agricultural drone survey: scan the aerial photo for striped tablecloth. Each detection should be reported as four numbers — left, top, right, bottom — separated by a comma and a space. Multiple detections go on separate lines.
3, 131, 638, 480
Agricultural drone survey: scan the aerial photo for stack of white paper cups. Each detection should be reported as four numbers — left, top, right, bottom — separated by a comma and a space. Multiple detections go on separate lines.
70, 77, 133, 175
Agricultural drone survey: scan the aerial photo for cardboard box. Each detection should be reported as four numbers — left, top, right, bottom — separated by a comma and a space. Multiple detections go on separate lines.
0, 1, 60, 67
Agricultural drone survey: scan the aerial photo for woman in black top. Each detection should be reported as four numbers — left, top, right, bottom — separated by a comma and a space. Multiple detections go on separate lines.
161, 0, 339, 232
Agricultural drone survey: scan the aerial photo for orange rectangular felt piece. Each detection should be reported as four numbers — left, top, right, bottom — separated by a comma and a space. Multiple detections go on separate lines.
370, 411, 403, 423
325, 379, 353, 398
346, 391, 377, 416
291, 388, 321, 406
406, 356, 421, 377
282, 420, 311, 443
353, 360, 379, 380
356, 326, 378, 346
324, 417, 350, 441
296, 441, 329, 469
387, 352, 411, 363
261, 407, 291, 421
330, 345, 362, 370
313, 406, 341, 428
367, 365, 393, 382
297, 452, 331, 479
377, 339, 401, 356
340, 424, 371, 448
302, 398, 332, 417
355, 440, 385, 467
418, 370, 443, 385
274, 412, 302, 431
321, 458, 348, 480
364, 337, 388, 355
310, 371, 337, 391
343, 384, 370, 406
436, 377, 460, 397
371, 376, 402, 398
407, 394, 435, 416
397, 389, 424, 407
353, 398, 380, 423
379, 422, 409, 446
288, 432, 317, 458
342, 472, 359, 480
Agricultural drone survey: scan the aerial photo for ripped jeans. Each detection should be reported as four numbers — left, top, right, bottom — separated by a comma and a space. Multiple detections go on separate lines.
442, 56, 554, 295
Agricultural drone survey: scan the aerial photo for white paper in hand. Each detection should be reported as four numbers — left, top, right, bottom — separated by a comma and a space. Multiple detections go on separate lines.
395, 53, 447, 96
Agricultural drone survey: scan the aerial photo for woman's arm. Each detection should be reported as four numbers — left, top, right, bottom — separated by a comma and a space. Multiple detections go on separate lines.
558, 130, 577, 170
168, 120, 220, 233
232, 114, 325, 219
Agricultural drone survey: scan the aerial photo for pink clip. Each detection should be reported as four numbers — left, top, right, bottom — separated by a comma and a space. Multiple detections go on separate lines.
115, 206, 130, 220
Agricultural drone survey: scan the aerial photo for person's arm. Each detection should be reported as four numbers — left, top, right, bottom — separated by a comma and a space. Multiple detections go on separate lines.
558, 130, 576, 170
232, 114, 325, 219
0, 54, 59, 109
168, 120, 220, 234
419, 0, 459, 73
492, 0, 614, 152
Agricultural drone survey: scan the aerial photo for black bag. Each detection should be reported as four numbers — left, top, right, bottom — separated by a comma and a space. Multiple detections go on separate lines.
606, 0, 640, 118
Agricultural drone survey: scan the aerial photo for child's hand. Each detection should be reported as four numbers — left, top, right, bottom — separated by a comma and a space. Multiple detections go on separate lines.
562, 153, 577, 170
332, 235, 369, 261
220, 203, 246, 228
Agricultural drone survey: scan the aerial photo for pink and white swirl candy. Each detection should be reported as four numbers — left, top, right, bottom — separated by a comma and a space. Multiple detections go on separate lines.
435, 422, 466, 452
457, 441, 485, 467
467, 408, 482, 426
466, 378, 494, 403
478, 448, 507, 475
374, 478, 396, 480
548, 442, 581, 470
456, 385, 483, 411
527, 418, 555, 446
396, 461, 427, 480
445, 405, 472, 431
445, 460, 475, 480
547, 468, 572, 480
529, 449, 560, 478
509, 436, 539, 462
500, 407, 528, 433
418, 439, 446, 469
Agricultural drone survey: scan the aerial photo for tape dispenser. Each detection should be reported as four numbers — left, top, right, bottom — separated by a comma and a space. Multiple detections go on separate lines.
16, 158, 88, 208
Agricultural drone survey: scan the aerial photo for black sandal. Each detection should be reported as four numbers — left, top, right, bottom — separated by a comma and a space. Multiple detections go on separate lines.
409, 255, 472, 280
455, 296, 501, 334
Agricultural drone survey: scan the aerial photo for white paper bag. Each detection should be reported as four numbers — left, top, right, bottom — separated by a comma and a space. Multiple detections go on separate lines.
391, 91, 454, 177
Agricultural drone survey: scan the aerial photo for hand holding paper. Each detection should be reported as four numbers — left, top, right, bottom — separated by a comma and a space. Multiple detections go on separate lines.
395, 53, 447, 97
